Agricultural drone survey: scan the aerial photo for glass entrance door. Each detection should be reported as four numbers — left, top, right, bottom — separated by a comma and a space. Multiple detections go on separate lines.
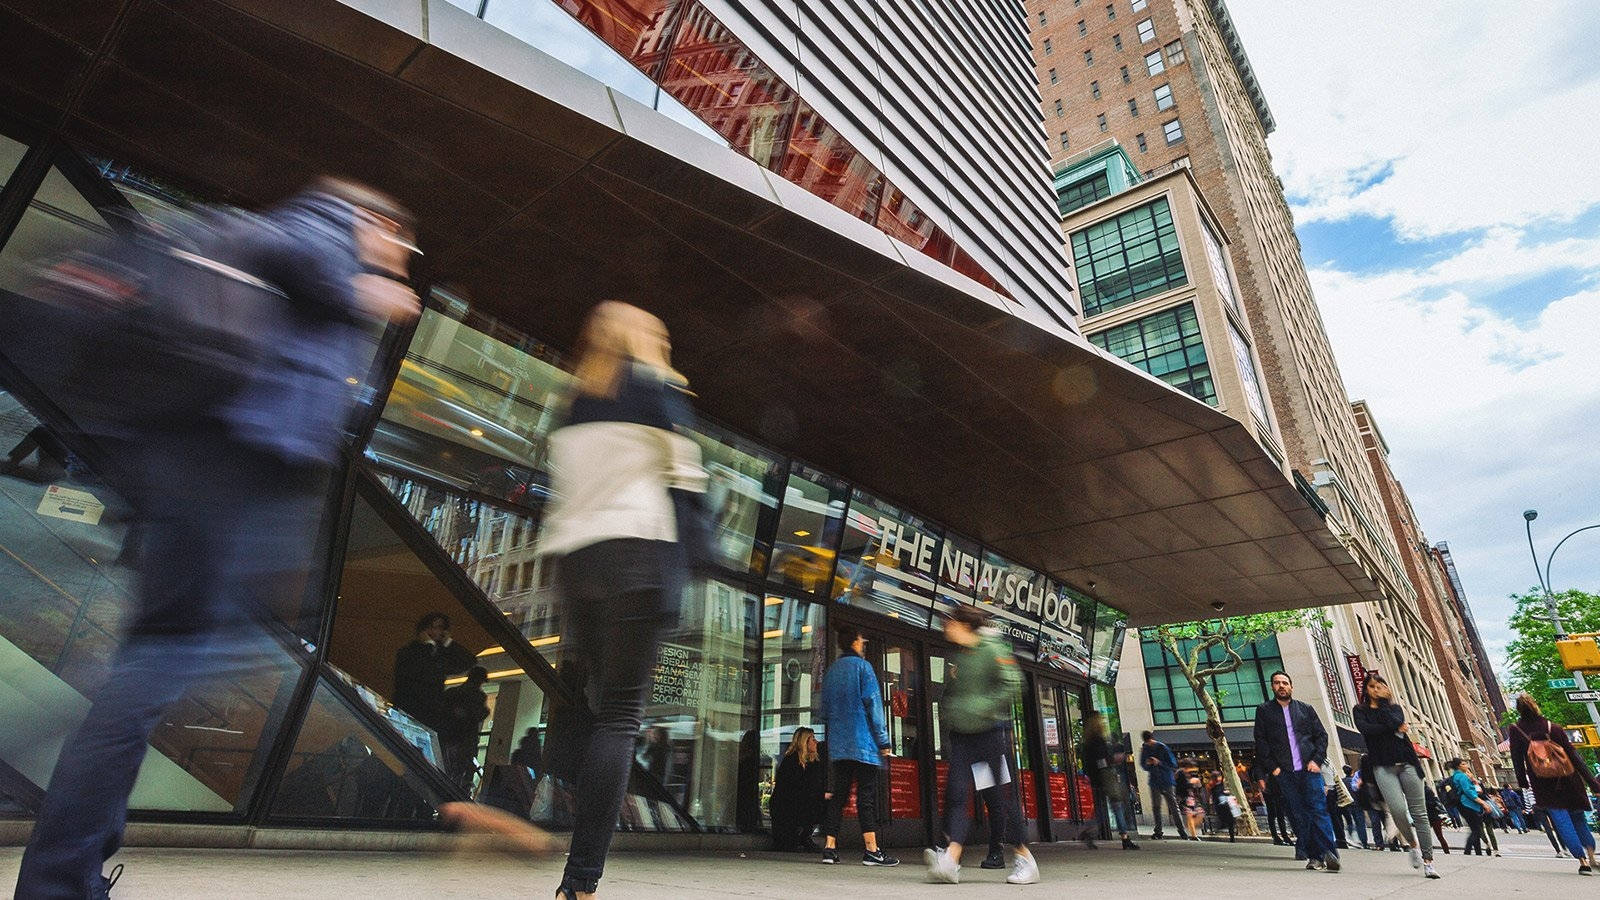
827, 620, 929, 848
1036, 678, 1095, 840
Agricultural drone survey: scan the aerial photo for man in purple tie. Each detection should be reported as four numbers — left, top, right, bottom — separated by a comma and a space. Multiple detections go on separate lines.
1253, 671, 1340, 872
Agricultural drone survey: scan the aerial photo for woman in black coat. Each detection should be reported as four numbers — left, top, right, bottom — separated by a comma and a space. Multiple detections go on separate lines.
1507, 693, 1600, 874
769, 727, 826, 851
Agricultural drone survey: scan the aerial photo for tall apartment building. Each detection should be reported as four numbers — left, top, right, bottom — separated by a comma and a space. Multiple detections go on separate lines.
1433, 541, 1511, 773
1032, 0, 1488, 771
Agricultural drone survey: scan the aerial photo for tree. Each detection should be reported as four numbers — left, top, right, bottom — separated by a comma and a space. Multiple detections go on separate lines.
1504, 587, 1600, 762
1153, 608, 1330, 837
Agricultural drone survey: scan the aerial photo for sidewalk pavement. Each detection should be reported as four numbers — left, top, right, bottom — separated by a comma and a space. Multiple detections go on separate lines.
0, 826, 1587, 898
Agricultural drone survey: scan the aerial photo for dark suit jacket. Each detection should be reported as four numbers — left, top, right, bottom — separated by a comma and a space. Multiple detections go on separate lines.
1252, 698, 1328, 775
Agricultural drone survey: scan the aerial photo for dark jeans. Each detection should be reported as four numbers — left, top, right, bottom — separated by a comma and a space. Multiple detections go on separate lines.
555, 538, 675, 893
1276, 770, 1338, 861
1342, 805, 1368, 845
1149, 783, 1187, 837
823, 760, 881, 839
1460, 805, 1486, 855
943, 726, 1025, 848
1265, 790, 1292, 841
16, 431, 325, 898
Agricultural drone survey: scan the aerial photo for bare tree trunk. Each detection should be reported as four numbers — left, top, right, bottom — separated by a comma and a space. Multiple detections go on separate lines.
1161, 632, 1261, 837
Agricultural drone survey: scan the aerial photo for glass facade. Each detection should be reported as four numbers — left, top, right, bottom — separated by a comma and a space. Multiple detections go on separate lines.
1089, 304, 1216, 405
1139, 631, 1284, 725
1058, 172, 1112, 216
0, 132, 1127, 844
1071, 197, 1188, 316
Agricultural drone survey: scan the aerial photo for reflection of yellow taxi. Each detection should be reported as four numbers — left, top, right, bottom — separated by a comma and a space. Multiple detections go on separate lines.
768, 542, 847, 595
382, 358, 542, 468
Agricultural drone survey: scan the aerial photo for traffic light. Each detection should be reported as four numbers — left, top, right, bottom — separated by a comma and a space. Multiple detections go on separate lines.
1556, 634, 1600, 672
1567, 724, 1599, 748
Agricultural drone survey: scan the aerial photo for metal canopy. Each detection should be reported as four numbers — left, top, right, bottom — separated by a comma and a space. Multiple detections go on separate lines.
0, 0, 1383, 624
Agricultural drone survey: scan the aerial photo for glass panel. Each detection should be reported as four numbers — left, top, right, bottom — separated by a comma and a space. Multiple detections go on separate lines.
1064, 688, 1094, 821
695, 425, 781, 576
484, 0, 674, 107
643, 578, 759, 831
1088, 303, 1215, 405
1070, 196, 1188, 316
1089, 601, 1127, 683
0, 134, 26, 189
756, 596, 825, 828
878, 640, 922, 820
765, 464, 848, 597
1036, 585, 1093, 678
975, 550, 1042, 662
1058, 172, 1112, 215
372, 305, 567, 505
833, 489, 941, 627
1037, 682, 1081, 821
1227, 321, 1271, 424
270, 679, 440, 821
779, 102, 885, 223
876, 185, 950, 261
0, 166, 111, 295
934, 531, 982, 614
658, 3, 797, 169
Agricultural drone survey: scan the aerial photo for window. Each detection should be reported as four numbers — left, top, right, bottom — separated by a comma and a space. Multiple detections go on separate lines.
1089, 304, 1216, 405
1060, 131, 1071, 150
1163, 118, 1184, 145
1113, 33, 1123, 50
1039, 11, 1047, 26
1043, 37, 1053, 55
1055, 99, 1065, 117
1120, 65, 1131, 84
1128, 98, 1139, 116
1090, 80, 1101, 99
1200, 219, 1239, 316
1077, 19, 1087, 36
1227, 322, 1271, 424
1058, 172, 1112, 215
1154, 82, 1174, 110
1049, 67, 1059, 84
1096, 113, 1108, 132
1084, 49, 1094, 65
1138, 631, 1282, 724
1137, 18, 1155, 42
1106, 3, 1116, 19
1070, 196, 1189, 315
1165, 39, 1186, 65
1131, 0, 1148, 9
1135, 132, 1147, 152
1144, 50, 1165, 76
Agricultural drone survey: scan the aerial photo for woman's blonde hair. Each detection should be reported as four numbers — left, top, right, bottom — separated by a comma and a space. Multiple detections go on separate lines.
571, 301, 682, 397
784, 726, 818, 766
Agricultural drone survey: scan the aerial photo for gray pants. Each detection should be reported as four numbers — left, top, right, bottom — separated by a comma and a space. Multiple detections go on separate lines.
1371, 763, 1433, 859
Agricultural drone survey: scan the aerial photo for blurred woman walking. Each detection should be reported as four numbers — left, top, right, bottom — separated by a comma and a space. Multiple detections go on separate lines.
1352, 673, 1438, 879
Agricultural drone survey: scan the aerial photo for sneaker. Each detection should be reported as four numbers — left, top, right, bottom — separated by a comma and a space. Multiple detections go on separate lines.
1323, 854, 1340, 873
1305, 859, 1322, 871
92, 864, 123, 900
1006, 851, 1040, 885
1408, 846, 1422, 870
1423, 862, 1439, 879
1122, 837, 1141, 850
1580, 865, 1593, 876
1151, 832, 1165, 840
863, 849, 900, 867
980, 849, 1006, 870
821, 848, 838, 865
923, 848, 959, 884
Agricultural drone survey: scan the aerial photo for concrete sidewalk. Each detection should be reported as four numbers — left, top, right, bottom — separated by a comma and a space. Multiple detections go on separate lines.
0, 827, 1587, 898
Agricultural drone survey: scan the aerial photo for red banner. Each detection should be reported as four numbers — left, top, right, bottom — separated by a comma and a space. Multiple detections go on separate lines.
888, 757, 921, 818
1345, 654, 1367, 702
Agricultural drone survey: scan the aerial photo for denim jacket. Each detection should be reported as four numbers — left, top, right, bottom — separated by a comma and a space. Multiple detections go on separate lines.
819, 653, 890, 766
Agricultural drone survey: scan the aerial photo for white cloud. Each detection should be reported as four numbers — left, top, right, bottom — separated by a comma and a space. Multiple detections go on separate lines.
1229, 0, 1600, 238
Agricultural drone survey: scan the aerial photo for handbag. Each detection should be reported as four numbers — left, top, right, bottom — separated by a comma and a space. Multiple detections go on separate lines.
1333, 775, 1356, 808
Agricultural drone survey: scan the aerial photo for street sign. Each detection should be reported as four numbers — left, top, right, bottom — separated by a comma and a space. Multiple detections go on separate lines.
1548, 677, 1578, 690
1563, 689, 1600, 704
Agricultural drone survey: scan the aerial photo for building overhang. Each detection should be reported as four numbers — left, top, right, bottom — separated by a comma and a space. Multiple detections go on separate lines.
0, 0, 1383, 625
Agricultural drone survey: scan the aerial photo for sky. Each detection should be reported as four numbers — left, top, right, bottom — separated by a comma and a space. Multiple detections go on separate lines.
1226, 1, 1600, 685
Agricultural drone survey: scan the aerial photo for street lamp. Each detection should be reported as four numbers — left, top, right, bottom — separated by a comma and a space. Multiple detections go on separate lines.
1523, 509, 1600, 732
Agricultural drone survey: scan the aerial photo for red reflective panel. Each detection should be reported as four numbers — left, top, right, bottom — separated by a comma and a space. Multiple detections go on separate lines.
950, 245, 1002, 292
558, 0, 683, 77
659, 3, 797, 169
876, 184, 940, 254
779, 102, 885, 223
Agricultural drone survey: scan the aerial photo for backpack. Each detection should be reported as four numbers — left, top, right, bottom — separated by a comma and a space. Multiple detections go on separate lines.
1439, 777, 1460, 810
17, 204, 283, 432
1515, 720, 1575, 779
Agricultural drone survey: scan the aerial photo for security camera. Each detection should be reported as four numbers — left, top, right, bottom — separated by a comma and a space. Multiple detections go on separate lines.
1210, 601, 1226, 611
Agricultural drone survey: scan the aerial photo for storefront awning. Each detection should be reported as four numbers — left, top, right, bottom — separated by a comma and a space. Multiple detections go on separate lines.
0, 0, 1384, 625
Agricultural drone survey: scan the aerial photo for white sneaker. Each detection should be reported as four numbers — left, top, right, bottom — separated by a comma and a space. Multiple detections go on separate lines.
1006, 850, 1040, 885
1423, 862, 1440, 879
1408, 846, 1422, 870
923, 848, 960, 884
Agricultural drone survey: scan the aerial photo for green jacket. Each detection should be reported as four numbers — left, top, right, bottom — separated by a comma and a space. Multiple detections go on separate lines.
944, 629, 1022, 734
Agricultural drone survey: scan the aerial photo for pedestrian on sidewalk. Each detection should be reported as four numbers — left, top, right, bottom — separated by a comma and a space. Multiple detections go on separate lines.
1423, 784, 1450, 854
1507, 693, 1600, 875
1254, 758, 1293, 846
1082, 712, 1141, 850
1352, 673, 1438, 879
818, 626, 899, 868
769, 727, 826, 852
1497, 784, 1527, 832
1209, 775, 1238, 842
1475, 782, 1502, 855
14, 178, 423, 900
1140, 730, 1187, 839
1444, 758, 1489, 856
1339, 765, 1370, 848
923, 606, 1039, 885
1252, 671, 1340, 872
